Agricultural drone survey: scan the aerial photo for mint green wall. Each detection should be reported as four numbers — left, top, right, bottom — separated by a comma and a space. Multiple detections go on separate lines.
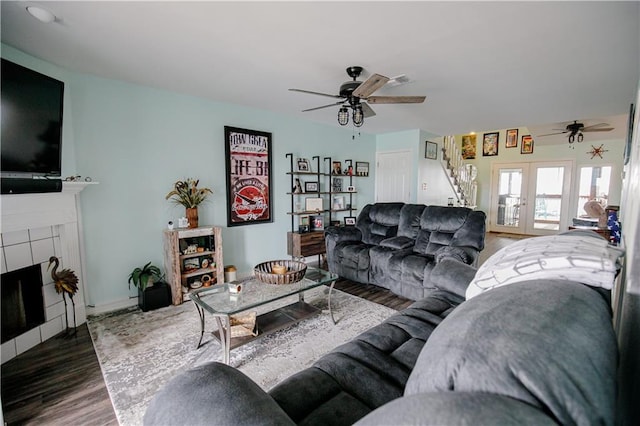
2, 46, 377, 309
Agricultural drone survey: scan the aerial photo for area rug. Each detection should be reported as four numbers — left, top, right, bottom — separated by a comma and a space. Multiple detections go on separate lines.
87, 286, 396, 426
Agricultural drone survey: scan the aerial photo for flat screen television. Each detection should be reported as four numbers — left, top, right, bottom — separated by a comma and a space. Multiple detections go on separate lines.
1, 58, 64, 178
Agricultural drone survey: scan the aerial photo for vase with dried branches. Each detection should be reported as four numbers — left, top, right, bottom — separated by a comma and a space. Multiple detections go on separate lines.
165, 178, 213, 228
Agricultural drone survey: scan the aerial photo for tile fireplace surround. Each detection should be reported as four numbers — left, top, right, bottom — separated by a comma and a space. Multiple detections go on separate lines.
1, 182, 93, 364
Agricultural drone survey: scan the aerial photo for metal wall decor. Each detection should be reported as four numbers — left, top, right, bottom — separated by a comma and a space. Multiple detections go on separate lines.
224, 126, 273, 226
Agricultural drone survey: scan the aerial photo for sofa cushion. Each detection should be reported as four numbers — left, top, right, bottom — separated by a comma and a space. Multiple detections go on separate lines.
379, 236, 415, 250
355, 392, 557, 426
405, 280, 617, 426
414, 207, 486, 257
466, 232, 624, 299
357, 203, 403, 245
397, 204, 426, 238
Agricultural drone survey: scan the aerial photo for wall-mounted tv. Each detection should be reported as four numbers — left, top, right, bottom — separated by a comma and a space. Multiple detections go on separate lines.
1, 58, 64, 178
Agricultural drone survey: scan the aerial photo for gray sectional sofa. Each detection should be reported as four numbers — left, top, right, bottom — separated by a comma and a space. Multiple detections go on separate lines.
144, 231, 622, 426
325, 203, 486, 300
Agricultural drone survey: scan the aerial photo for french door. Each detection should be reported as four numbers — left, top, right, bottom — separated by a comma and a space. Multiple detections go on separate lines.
489, 161, 573, 235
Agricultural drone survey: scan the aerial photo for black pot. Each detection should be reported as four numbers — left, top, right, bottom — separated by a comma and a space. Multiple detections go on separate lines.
138, 281, 171, 312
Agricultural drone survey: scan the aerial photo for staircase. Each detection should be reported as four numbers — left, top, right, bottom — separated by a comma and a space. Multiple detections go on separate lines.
441, 135, 478, 208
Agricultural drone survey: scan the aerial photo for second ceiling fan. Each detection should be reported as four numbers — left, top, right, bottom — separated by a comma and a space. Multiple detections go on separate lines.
289, 66, 426, 127
538, 120, 614, 143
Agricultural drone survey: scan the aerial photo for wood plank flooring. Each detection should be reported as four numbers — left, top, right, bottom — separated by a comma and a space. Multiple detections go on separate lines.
1, 232, 522, 425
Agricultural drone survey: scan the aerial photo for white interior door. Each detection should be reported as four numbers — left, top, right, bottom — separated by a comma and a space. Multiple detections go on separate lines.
375, 150, 412, 202
490, 161, 573, 235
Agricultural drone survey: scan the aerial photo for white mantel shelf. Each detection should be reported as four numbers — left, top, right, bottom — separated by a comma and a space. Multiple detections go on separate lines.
62, 181, 99, 194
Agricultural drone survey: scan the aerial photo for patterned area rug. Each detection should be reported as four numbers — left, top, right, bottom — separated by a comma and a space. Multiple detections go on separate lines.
87, 286, 396, 426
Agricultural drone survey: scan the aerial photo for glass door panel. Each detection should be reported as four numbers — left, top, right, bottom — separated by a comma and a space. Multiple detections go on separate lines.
490, 164, 528, 234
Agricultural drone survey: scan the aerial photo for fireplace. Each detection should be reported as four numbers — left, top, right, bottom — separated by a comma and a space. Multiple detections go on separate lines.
1, 265, 45, 344
1, 182, 92, 364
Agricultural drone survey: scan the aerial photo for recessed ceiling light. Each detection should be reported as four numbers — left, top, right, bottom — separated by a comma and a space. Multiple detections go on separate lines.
26, 6, 56, 23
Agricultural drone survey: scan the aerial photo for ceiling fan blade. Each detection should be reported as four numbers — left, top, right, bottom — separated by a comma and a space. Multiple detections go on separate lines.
582, 122, 610, 130
301, 101, 345, 112
352, 73, 390, 98
538, 131, 569, 137
361, 102, 376, 118
289, 88, 343, 99
582, 127, 614, 132
366, 95, 426, 104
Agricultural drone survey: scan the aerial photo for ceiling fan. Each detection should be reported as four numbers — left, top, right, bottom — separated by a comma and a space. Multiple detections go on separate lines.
289, 66, 426, 127
538, 120, 614, 144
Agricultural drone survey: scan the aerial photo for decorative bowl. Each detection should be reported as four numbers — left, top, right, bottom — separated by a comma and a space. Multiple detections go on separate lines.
254, 260, 307, 285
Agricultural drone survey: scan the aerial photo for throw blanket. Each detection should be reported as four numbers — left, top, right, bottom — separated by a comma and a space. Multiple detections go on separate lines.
466, 233, 624, 299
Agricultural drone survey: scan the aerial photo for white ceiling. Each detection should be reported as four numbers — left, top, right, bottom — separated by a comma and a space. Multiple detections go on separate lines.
1, 1, 639, 137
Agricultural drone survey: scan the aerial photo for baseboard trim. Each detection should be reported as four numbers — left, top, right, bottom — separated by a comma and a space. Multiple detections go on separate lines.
86, 298, 137, 316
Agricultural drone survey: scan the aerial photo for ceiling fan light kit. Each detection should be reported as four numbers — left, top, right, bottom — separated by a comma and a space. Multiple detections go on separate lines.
289, 65, 426, 128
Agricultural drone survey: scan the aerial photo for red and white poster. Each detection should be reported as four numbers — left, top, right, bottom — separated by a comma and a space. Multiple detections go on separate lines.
224, 127, 273, 226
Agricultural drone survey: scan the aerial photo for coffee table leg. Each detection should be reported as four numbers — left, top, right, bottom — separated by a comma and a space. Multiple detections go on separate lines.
328, 279, 337, 325
214, 315, 231, 364
194, 303, 206, 349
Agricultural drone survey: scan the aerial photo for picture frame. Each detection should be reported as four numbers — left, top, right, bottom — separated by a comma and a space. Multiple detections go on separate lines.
297, 158, 311, 172
461, 134, 477, 159
346, 185, 356, 192
332, 177, 343, 192
482, 132, 499, 157
425, 141, 438, 160
311, 215, 325, 231
355, 161, 369, 176
304, 181, 319, 193
521, 135, 534, 154
298, 215, 310, 233
344, 216, 356, 226
305, 197, 323, 212
332, 195, 345, 210
506, 129, 518, 148
332, 161, 342, 175
224, 126, 273, 227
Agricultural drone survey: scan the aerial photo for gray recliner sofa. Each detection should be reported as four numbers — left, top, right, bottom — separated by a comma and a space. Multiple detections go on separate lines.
325, 203, 486, 300
144, 231, 621, 426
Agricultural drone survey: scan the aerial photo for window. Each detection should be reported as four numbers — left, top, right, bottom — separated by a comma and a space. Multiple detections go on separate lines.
576, 166, 612, 217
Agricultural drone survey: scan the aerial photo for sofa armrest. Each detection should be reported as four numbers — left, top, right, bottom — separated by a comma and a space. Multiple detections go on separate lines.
380, 236, 415, 249
429, 258, 477, 299
325, 225, 363, 243
143, 362, 295, 426
434, 246, 476, 265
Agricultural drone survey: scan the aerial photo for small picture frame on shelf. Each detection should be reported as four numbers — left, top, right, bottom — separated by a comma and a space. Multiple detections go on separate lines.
332, 177, 343, 192
305, 197, 323, 212
332, 195, 345, 210
355, 161, 369, 176
183, 257, 200, 271
311, 215, 325, 231
298, 215, 310, 233
347, 185, 355, 192
297, 158, 311, 172
332, 161, 342, 175
344, 216, 356, 226
304, 181, 319, 192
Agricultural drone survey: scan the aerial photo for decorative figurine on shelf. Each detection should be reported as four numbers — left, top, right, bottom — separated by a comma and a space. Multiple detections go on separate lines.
293, 178, 303, 194
346, 165, 353, 176
48, 256, 79, 336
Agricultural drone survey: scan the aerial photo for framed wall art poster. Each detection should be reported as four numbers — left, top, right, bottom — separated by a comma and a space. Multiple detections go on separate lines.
521, 135, 534, 154
482, 132, 499, 156
461, 134, 477, 159
506, 129, 518, 148
425, 141, 438, 160
224, 126, 273, 227
355, 161, 369, 176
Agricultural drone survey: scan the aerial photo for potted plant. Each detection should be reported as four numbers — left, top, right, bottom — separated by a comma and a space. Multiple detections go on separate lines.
128, 262, 171, 311
165, 178, 213, 228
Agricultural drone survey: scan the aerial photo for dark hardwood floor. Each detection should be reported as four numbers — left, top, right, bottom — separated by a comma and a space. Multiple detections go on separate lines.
1, 232, 522, 425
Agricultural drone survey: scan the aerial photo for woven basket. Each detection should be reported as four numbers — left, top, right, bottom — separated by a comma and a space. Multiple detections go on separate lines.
254, 260, 307, 285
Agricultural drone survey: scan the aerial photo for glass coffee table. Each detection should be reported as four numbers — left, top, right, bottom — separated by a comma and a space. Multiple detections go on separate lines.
190, 267, 338, 364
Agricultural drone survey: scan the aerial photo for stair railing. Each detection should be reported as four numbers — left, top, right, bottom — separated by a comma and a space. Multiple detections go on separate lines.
441, 135, 478, 208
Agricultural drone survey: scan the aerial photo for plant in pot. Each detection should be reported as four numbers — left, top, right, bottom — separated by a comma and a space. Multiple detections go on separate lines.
128, 262, 171, 312
165, 178, 213, 229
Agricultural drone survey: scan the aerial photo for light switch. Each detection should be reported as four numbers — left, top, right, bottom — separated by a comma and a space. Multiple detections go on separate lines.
421, 183, 428, 190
